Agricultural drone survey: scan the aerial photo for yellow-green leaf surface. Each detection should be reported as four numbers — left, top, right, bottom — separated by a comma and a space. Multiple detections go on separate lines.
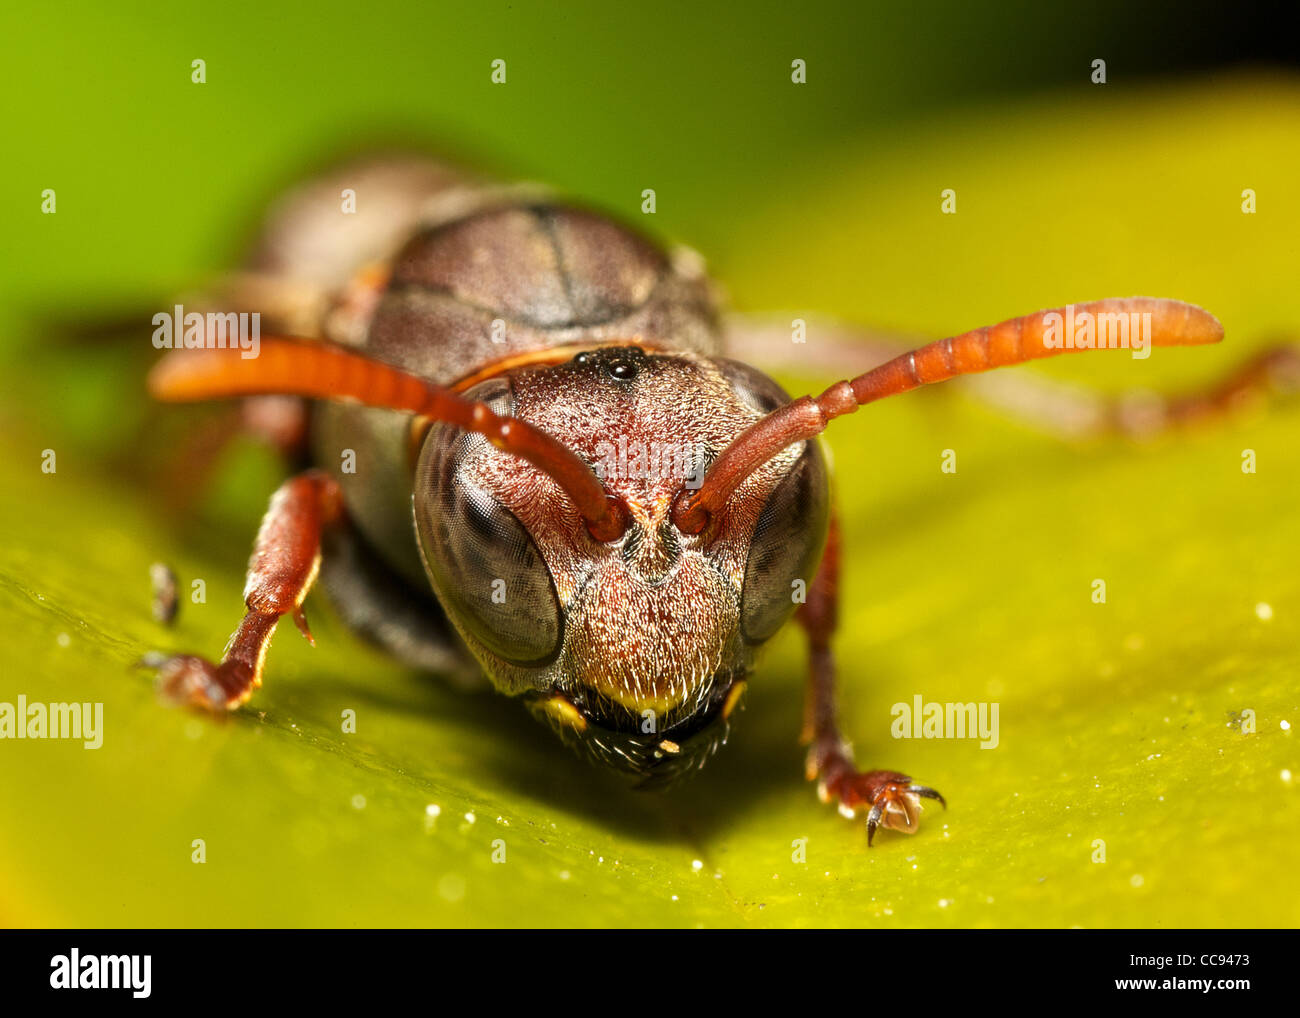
0, 3, 1297, 927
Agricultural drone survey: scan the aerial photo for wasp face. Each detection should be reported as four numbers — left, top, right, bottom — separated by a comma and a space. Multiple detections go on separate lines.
414, 346, 828, 783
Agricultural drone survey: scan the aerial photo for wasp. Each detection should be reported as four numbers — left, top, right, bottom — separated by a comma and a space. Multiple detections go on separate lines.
144, 155, 1265, 845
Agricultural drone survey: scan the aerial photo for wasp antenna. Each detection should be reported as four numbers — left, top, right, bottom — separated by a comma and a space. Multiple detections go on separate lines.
674, 298, 1223, 534
149, 338, 628, 541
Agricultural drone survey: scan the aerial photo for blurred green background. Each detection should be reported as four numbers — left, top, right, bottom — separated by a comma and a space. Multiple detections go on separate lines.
0, 1, 1297, 927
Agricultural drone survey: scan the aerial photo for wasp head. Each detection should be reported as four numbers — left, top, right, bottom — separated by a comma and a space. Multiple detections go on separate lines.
413, 345, 828, 784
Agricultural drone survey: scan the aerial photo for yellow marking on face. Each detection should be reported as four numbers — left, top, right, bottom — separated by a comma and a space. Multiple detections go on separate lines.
541, 694, 587, 733
589, 686, 684, 714
721, 680, 748, 721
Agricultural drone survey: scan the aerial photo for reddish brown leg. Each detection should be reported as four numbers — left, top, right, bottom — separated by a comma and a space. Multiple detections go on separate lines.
144, 397, 309, 519
964, 342, 1300, 439
1111, 344, 1300, 435
797, 514, 945, 846
147, 470, 343, 711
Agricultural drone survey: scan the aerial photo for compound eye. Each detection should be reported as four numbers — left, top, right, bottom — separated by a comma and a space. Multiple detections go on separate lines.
715, 357, 790, 415
739, 439, 830, 644
414, 379, 562, 666
714, 360, 831, 645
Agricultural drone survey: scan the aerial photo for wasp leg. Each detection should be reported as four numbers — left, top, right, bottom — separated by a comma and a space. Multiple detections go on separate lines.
957, 341, 1300, 439
145, 470, 343, 711
796, 513, 945, 846
151, 397, 311, 516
